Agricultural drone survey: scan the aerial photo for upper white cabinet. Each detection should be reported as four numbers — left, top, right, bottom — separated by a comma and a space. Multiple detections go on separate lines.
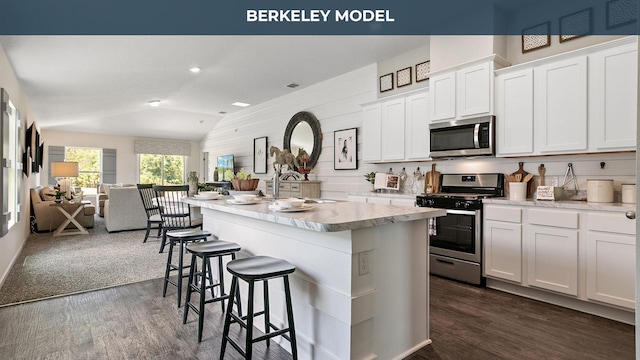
495, 37, 637, 157
429, 60, 495, 122
534, 56, 588, 154
495, 68, 534, 156
362, 89, 430, 163
588, 42, 638, 151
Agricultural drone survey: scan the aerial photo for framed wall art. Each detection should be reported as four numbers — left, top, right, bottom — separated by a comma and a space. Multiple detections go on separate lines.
521, 21, 551, 53
253, 136, 268, 174
416, 60, 430, 82
334, 128, 357, 170
559, 7, 592, 43
606, 0, 637, 29
397, 67, 412, 87
379, 73, 393, 93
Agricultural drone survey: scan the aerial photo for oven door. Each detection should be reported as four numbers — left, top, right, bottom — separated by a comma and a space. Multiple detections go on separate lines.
429, 209, 481, 263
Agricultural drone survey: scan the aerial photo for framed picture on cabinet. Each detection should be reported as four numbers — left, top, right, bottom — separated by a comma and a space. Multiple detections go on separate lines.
253, 136, 268, 174
521, 21, 551, 53
397, 67, 412, 87
559, 7, 592, 43
379, 73, 393, 93
606, 0, 637, 29
416, 60, 430, 82
334, 128, 357, 170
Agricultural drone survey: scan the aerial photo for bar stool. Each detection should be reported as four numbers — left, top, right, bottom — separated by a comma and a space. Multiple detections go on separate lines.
183, 240, 243, 342
163, 229, 212, 307
220, 255, 298, 360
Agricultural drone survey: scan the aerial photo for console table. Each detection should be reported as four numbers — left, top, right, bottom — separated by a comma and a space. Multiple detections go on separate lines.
265, 180, 321, 198
50, 202, 90, 237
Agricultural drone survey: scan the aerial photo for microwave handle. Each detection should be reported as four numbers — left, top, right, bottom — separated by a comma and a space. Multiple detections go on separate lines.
473, 123, 480, 148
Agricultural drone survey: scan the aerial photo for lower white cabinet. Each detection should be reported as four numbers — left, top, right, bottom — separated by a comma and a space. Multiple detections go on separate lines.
586, 212, 636, 309
483, 205, 522, 283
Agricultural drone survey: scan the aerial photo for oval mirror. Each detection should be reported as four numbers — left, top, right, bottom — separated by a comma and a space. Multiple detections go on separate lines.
283, 111, 322, 169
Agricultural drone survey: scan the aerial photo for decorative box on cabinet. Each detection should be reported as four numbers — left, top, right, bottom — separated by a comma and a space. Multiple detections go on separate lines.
586, 212, 636, 309
483, 205, 523, 283
265, 180, 321, 199
362, 89, 429, 163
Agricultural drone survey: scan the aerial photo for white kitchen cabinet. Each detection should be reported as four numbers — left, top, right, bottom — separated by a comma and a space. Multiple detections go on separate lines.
534, 56, 588, 154
483, 205, 523, 283
526, 209, 579, 296
586, 212, 636, 309
429, 72, 456, 121
362, 103, 382, 162
404, 92, 430, 160
362, 89, 429, 163
381, 98, 405, 161
495, 68, 534, 156
588, 42, 638, 152
429, 61, 493, 122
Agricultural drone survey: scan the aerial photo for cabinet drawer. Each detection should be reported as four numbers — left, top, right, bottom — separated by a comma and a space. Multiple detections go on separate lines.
279, 183, 291, 191
484, 205, 522, 223
587, 212, 636, 235
290, 183, 300, 191
528, 209, 579, 229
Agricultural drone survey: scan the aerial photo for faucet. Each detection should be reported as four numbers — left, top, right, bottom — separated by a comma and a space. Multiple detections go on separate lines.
272, 171, 280, 199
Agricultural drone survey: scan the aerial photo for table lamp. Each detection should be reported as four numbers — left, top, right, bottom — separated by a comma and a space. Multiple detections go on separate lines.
51, 161, 79, 199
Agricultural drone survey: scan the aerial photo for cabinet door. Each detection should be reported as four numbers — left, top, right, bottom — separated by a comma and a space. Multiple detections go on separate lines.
526, 224, 578, 296
429, 72, 456, 122
362, 104, 382, 162
586, 231, 635, 309
381, 99, 405, 161
484, 220, 522, 283
534, 56, 587, 154
299, 182, 320, 198
457, 62, 492, 118
589, 43, 637, 151
405, 92, 430, 160
496, 68, 534, 156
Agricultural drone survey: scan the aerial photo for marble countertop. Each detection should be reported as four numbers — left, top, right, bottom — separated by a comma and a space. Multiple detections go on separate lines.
183, 197, 445, 232
484, 197, 636, 212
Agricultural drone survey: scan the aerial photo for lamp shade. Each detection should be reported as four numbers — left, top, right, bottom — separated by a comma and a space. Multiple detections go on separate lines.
51, 161, 79, 177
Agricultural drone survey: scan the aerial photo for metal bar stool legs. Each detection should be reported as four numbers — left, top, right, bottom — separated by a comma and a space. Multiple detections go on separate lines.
182, 240, 242, 342
220, 256, 298, 359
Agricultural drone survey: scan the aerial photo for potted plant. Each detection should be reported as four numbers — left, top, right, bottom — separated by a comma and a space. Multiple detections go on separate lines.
364, 172, 376, 191
54, 190, 67, 203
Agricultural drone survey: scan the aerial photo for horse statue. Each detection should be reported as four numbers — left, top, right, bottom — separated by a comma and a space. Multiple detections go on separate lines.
270, 146, 300, 173
296, 148, 310, 165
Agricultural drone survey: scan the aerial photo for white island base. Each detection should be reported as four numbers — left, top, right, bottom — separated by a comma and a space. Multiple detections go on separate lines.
198, 204, 437, 360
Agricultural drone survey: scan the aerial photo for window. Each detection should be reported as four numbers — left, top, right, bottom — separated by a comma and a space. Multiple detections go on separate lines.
65, 147, 101, 195
139, 154, 185, 185
6, 100, 17, 230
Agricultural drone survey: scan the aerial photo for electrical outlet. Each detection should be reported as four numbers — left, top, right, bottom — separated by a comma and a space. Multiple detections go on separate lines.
358, 252, 369, 276
551, 177, 559, 186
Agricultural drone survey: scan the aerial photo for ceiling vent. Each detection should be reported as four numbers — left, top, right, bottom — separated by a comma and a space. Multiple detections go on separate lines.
286, 83, 300, 88
218, 111, 227, 115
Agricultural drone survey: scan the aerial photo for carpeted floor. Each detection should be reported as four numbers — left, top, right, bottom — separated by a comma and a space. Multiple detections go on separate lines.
0, 217, 184, 306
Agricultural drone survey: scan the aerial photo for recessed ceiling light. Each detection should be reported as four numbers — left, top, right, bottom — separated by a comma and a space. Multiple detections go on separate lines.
189, 67, 201, 73
148, 100, 161, 107
232, 102, 250, 107
286, 83, 300, 88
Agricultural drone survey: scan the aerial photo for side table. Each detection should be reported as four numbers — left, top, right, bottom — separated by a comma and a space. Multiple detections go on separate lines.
50, 202, 89, 237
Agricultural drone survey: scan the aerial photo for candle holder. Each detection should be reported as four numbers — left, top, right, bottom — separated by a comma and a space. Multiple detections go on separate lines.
299, 157, 311, 181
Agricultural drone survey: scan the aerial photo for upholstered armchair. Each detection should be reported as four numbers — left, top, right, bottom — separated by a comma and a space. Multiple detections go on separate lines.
30, 187, 95, 232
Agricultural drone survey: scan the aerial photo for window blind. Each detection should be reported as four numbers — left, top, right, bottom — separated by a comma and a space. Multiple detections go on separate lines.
134, 138, 191, 156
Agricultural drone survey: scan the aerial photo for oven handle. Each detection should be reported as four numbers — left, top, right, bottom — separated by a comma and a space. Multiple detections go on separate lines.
445, 209, 479, 216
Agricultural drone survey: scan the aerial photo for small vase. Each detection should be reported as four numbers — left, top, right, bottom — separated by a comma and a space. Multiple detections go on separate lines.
54, 198, 63, 204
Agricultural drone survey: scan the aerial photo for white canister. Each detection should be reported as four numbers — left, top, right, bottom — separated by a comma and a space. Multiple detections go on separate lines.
587, 179, 614, 203
622, 184, 636, 204
509, 182, 527, 200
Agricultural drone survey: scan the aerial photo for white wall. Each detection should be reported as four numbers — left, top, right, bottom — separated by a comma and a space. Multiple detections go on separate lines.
0, 44, 39, 288
40, 130, 202, 186
430, 36, 499, 72
201, 58, 636, 201
377, 43, 430, 98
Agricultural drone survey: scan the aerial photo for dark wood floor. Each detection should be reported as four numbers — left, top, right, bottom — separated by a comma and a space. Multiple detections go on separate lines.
0, 275, 634, 359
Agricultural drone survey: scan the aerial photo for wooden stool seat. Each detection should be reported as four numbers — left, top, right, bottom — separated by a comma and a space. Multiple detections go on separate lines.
220, 255, 298, 359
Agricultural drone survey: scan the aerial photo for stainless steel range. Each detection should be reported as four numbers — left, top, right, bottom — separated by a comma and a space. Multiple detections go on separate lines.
416, 173, 505, 286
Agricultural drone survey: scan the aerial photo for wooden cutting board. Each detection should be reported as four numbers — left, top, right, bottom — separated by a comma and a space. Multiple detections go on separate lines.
424, 163, 441, 193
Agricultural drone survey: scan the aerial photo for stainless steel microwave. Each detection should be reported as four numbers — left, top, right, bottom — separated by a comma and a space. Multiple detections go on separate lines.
429, 116, 495, 158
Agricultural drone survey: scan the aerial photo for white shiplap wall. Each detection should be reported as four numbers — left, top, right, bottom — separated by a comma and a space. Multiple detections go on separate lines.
202, 63, 637, 200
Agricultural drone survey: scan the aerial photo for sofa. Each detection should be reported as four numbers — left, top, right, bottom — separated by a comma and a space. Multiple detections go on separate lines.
103, 186, 149, 232
96, 183, 136, 217
30, 186, 95, 232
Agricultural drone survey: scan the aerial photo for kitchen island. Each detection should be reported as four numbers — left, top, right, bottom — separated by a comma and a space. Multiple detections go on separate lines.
183, 197, 445, 360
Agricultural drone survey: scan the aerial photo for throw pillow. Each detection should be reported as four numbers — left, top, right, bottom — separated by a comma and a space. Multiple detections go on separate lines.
40, 187, 57, 201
